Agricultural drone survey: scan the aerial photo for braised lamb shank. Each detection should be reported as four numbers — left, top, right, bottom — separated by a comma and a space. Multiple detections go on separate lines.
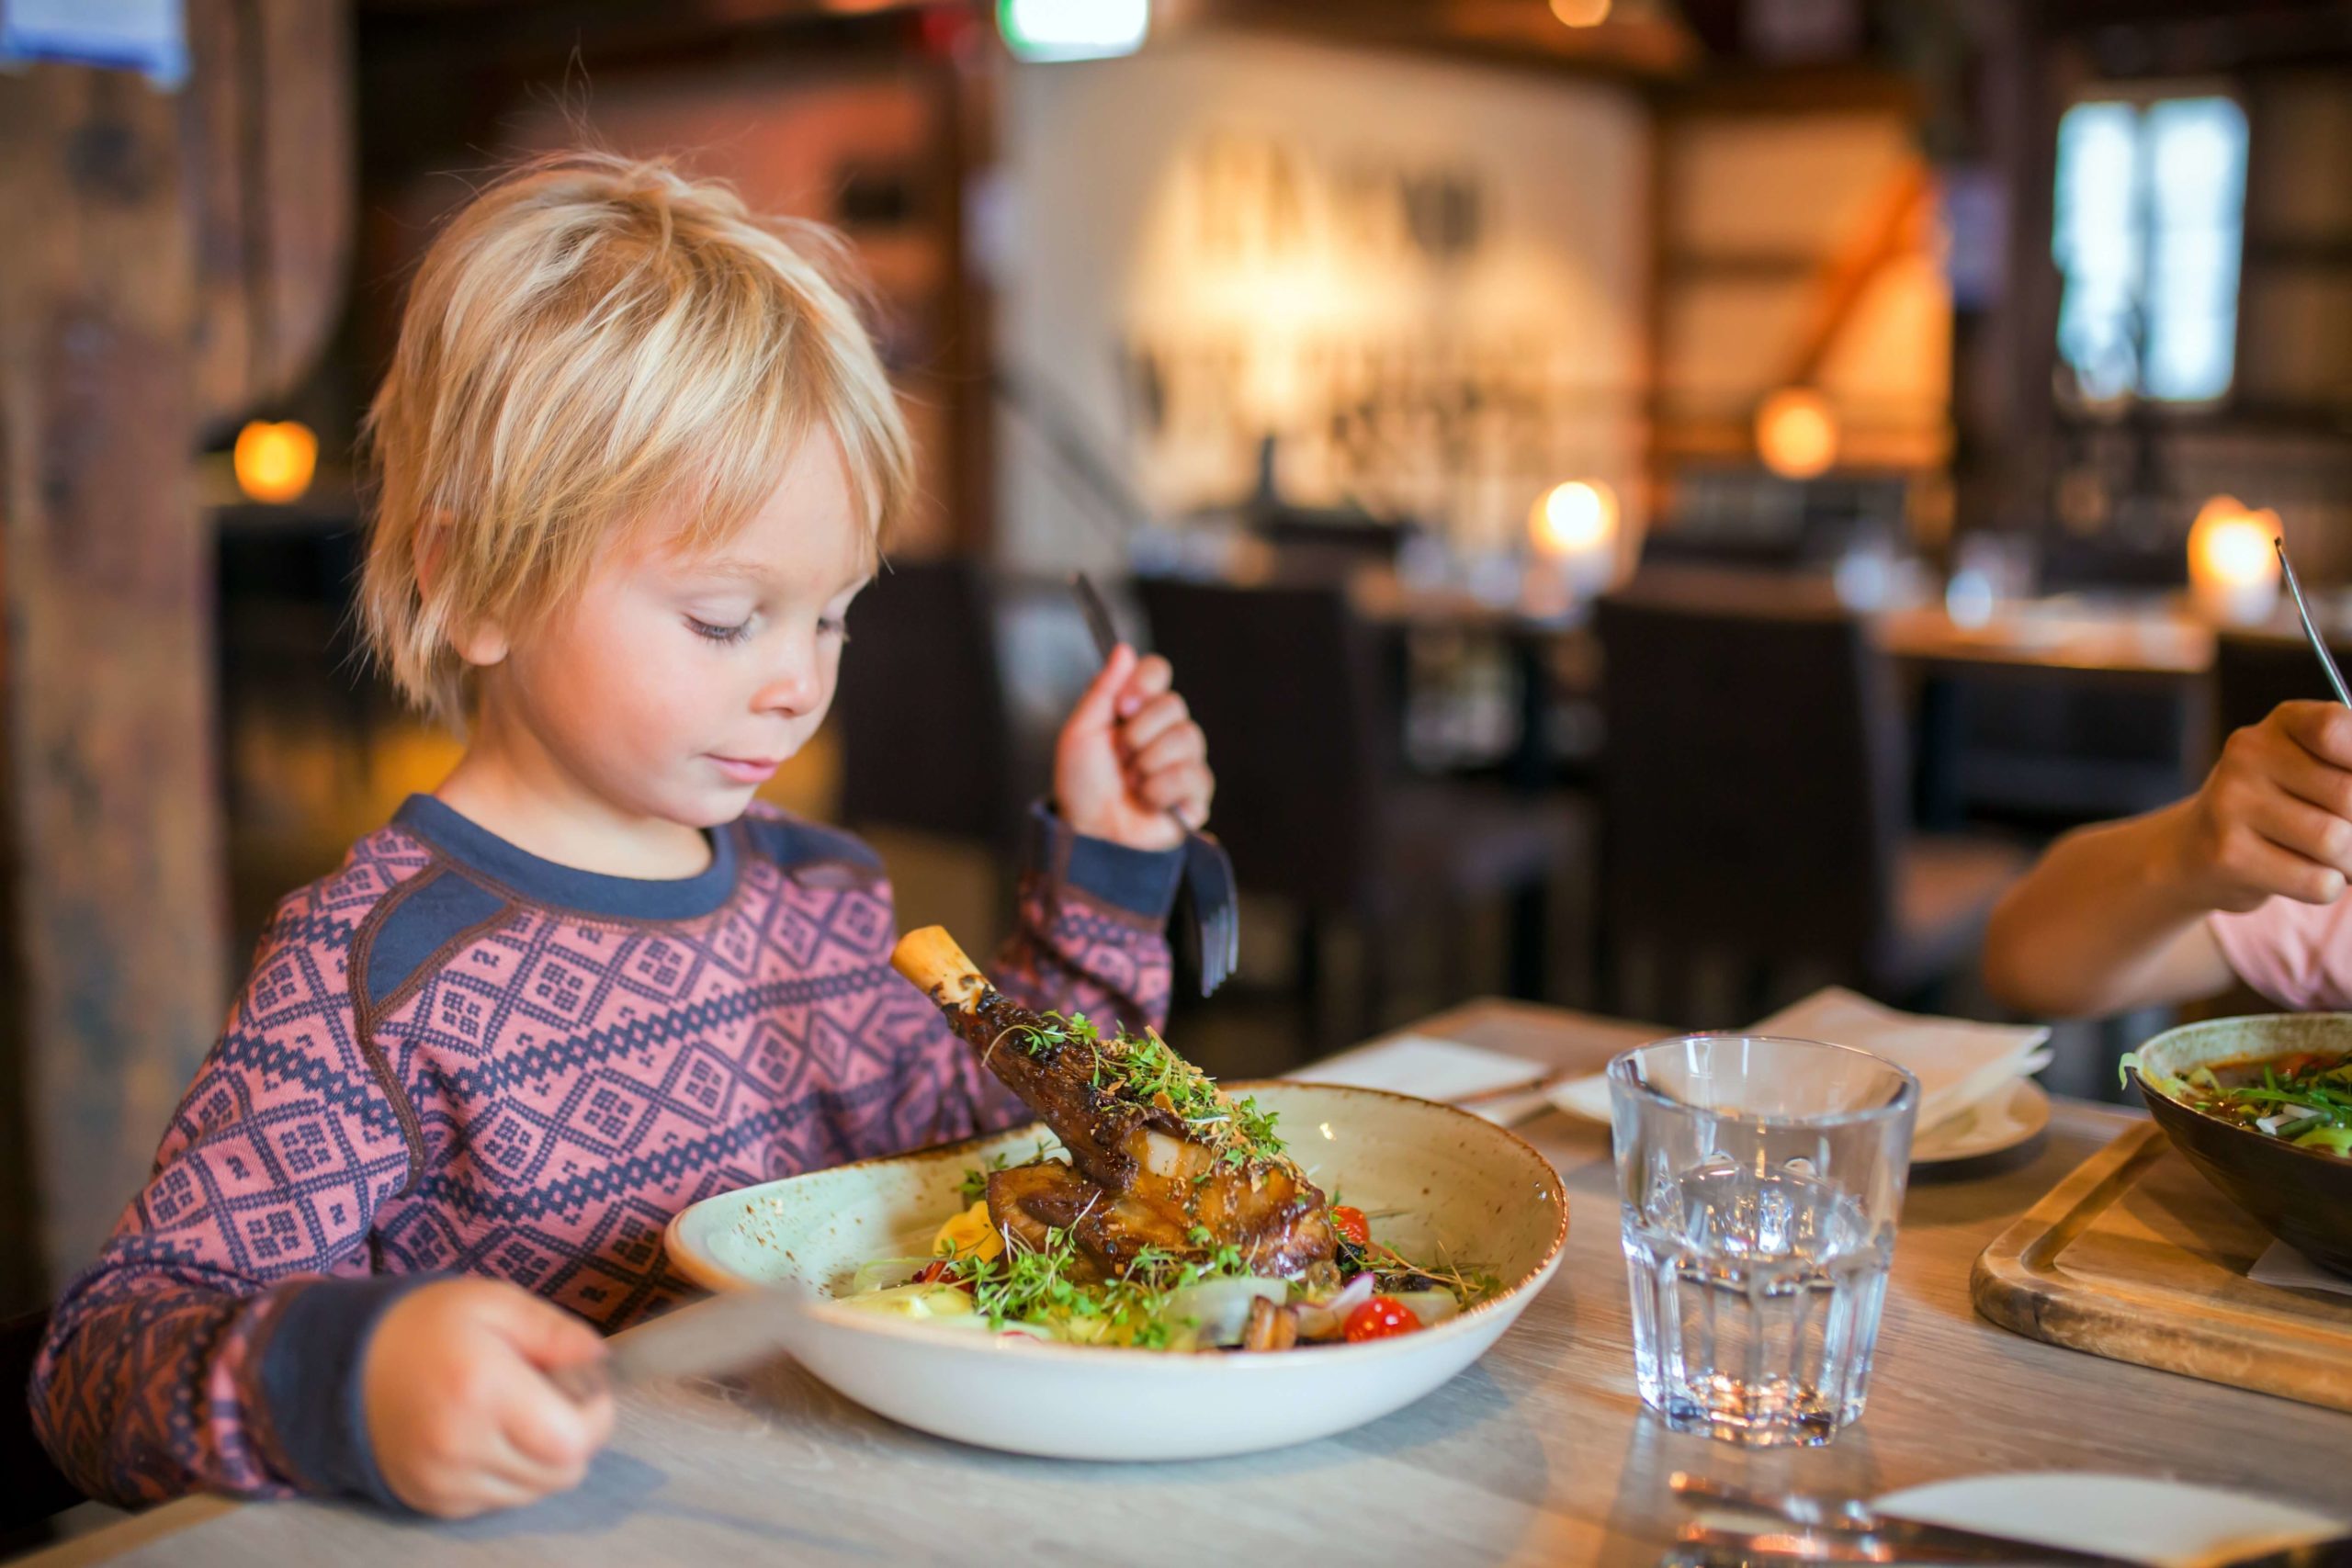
891, 926, 1335, 1280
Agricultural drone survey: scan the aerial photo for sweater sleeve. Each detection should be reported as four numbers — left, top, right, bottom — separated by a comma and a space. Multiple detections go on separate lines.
30, 892, 427, 1508
876, 805, 1182, 1150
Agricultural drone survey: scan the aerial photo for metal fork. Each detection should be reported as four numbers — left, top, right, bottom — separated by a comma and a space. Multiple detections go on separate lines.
2276, 536, 2352, 706
1071, 572, 1240, 996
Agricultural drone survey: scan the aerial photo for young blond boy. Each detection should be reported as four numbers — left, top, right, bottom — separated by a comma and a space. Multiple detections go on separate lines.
32, 152, 1213, 1518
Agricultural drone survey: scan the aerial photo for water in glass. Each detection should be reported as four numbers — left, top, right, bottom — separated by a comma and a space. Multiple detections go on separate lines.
1610, 1035, 1916, 1447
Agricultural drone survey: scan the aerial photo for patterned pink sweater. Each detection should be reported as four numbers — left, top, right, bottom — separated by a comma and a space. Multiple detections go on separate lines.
30, 795, 1176, 1508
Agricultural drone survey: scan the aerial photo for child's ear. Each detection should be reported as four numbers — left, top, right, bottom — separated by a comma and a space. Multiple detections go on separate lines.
448, 617, 510, 669
417, 513, 510, 668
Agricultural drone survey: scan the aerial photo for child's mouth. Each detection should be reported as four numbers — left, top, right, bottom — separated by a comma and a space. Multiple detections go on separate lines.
709, 755, 783, 784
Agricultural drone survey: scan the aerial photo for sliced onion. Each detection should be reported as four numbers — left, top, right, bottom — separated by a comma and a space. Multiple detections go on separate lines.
1156, 1277, 1287, 1347
1295, 1272, 1378, 1340
1385, 1289, 1463, 1328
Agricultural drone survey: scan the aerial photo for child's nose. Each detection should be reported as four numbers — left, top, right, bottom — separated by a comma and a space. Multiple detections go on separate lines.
752, 650, 820, 717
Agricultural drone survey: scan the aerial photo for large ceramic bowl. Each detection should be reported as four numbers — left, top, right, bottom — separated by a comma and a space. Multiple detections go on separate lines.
663, 1082, 1568, 1461
2128, 1014, 2352, 1277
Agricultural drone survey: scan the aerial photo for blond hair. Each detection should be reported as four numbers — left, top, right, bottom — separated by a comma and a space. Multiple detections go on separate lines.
358, 149, 912, 728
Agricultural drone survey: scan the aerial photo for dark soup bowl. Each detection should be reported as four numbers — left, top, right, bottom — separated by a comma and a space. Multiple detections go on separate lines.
2128, 1013, 2352, 1278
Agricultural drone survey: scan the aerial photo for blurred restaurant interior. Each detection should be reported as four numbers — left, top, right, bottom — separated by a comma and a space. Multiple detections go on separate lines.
5, 0, 2352, 1336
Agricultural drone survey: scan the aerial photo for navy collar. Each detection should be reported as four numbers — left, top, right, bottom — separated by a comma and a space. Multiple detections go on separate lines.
392, 795, 741, 921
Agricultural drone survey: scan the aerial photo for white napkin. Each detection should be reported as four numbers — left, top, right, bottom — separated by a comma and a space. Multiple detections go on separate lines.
1542, 987, 2050, 1138
1286, 1034, 1554, 1126
1748, 987, 2051, 1134
2248, 1240, 2352, 1298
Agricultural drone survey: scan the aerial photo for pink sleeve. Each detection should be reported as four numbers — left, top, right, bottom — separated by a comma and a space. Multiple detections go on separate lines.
2209, 896, 2352, 1010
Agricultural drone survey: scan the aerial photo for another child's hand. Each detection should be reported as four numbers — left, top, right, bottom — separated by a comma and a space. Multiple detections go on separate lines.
361, 1278, 613, 1518
1054, 643, 1215, 852
2177, 700, 2352, 912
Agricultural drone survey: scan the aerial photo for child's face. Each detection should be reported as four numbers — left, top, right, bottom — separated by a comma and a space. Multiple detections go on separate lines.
484, 433, 870, 829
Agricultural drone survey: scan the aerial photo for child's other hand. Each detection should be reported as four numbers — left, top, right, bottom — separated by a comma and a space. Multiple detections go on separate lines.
1054, 643, 1215, 852
2178, 700, 2352, 912
361, 1278, 613, 1518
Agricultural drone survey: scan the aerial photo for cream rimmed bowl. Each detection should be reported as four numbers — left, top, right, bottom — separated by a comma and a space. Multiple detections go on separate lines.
662, 1081, 1569, 1461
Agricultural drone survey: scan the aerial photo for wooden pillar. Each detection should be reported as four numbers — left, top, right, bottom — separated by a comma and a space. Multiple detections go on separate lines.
0, 2, 351, 1310
0, 57, 222, 1313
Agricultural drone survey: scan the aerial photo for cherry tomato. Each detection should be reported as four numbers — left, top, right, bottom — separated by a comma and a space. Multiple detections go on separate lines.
1329, 1205, 1370, 1248
1343, 1295, 1421, 1342
911, 1259, 959, 1286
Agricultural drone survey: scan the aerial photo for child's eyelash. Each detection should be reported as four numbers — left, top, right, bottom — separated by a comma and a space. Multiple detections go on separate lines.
687, 615, 752, 646
819, 617, 849, 641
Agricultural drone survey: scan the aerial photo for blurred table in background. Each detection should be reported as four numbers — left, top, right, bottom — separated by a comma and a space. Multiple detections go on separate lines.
1345, 568, 2223, 829
1879, 599, 2213, 678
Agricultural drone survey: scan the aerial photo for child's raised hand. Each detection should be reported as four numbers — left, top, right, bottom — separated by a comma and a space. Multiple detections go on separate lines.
361, 1278, 613, 1518
2177, 700, 2352, 912
1054, 643, 1215, 852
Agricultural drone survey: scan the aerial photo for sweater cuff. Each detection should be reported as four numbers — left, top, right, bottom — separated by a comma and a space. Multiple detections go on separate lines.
1029, 802, 1185, 920
256, 1273, 436, 1508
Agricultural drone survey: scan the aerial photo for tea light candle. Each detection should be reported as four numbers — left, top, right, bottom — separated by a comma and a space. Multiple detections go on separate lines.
1529, 479, 1621, 595
2188, 495, 2282, 626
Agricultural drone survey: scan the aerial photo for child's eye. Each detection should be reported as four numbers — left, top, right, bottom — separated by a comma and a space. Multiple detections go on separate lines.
818, 616, 850, 642
687, 615, 753, 646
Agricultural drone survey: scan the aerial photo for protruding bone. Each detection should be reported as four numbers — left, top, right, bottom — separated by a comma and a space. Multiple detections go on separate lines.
891, 925, 989, 1011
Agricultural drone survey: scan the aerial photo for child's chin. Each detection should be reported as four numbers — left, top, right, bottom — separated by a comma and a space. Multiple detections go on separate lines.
666, 782, 763, 829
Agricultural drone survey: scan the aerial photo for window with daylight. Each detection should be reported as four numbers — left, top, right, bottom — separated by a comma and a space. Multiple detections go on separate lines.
2052, 93, 2249, 404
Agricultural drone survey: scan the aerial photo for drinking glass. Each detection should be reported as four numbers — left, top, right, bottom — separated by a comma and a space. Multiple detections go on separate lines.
1608, 1034, 1917, 1447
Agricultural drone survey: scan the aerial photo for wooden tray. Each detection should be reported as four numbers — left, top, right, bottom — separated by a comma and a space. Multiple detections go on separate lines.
1972, 1121, 2352, 1413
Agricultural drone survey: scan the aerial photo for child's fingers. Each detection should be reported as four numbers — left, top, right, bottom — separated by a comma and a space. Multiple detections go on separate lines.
1117, 691, 1194, 757
2278, 700, 2352, 772
2222, 802, 2348, 903
1115, 652, 1174, 719
1126, 720, 1206, 779
496, 1384, 607, 1487
1134, 761, 1213, 820
2242, 787, 2352, 881
1067, 643, 1138, 737
481, 1285, 606, 1374
2265, 732, 2352, 822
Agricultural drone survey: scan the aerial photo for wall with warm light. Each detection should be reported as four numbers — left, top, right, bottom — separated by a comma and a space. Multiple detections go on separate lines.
994, 29, 1648, 570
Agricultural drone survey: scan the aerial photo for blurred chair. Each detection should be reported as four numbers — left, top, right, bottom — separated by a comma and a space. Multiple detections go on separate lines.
2214, 627, 2350, 750
832, 558, 1022, 852
1934, 672, 2199, 827
1596, 586, 2025, 1017
2, 1309, 82, 1541
1137, 579, 1582, 1045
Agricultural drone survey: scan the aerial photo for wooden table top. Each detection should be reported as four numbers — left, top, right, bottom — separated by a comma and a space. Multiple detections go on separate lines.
30, 1000, 2352, 1567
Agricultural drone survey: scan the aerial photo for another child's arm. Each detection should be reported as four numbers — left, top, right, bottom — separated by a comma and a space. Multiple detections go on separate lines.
30, 908, 609, 1516
1984, 701, 2352, 1017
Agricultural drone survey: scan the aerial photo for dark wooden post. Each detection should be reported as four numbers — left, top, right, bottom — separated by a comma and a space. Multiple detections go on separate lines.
0, 2, 351, 1311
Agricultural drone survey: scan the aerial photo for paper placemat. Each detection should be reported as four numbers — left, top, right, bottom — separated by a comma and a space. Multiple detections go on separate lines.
1287, 1034, 1553, 1126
